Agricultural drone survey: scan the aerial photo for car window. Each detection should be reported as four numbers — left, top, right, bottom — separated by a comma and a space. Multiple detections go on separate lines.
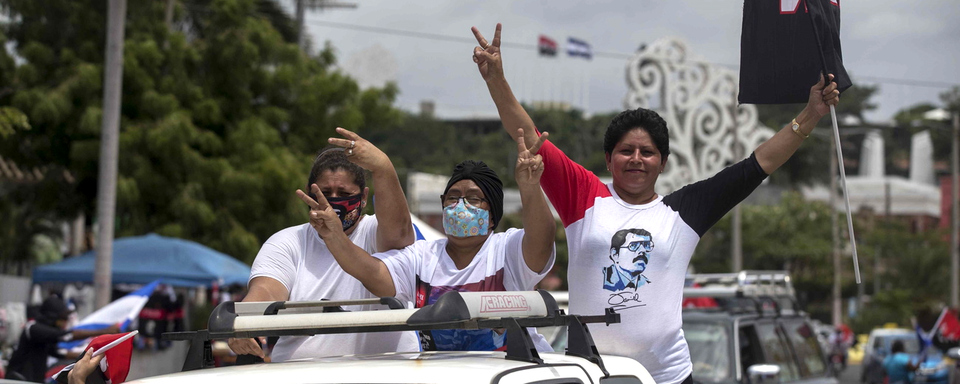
756, 322, 800, 382
739, 325, 764, 378
781, 320, 826, 377
883, 335, 920, 354
685, 322, 733, 382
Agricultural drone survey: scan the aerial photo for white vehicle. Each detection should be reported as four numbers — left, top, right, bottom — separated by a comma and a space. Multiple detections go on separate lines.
131, 291, 654, 384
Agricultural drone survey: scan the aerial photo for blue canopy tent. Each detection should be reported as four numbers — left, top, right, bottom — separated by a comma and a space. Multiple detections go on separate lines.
33, 234, 251, 287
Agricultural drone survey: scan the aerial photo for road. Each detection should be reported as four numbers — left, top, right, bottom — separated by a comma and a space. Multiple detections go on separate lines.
838, 362, 862, 384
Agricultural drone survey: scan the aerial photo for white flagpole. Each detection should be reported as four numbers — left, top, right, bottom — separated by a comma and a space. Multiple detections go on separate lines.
829, 104, 861, 284
803, 0, 861, 284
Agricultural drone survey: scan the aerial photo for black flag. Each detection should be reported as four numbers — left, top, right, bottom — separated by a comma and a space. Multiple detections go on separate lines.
739, 0, 852, 104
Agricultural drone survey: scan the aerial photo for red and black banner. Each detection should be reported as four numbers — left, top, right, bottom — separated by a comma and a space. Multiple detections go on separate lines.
538, 35, 558, 57
739, 0, 852, 104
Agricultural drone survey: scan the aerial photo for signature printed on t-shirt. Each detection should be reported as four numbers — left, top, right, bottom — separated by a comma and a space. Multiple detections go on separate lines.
607, 291, 646, 310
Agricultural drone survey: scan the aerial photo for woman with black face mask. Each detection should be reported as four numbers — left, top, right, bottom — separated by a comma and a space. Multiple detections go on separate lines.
301, 129, 557, 352
228, 127, 419, 362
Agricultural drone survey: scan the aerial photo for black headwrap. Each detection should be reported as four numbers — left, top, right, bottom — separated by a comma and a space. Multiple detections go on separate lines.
443, 160, 503, 230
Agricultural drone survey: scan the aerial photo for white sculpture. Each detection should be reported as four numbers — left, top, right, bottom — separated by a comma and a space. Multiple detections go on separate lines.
623, 38, 775, 195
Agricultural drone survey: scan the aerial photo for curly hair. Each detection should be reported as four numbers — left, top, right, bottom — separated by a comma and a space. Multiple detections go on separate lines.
603, 108, 670, 158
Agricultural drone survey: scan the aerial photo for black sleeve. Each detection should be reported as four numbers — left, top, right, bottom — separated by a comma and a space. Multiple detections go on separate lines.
27, 323, 70, 343
47, 341, 65, 359
662, 152, 769, 237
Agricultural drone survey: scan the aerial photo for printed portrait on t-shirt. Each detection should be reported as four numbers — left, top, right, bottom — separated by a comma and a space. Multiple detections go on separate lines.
602, 228, 654, 292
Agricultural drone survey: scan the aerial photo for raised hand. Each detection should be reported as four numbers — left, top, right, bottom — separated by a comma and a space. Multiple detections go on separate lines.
68, 348, 105, 384
471, 23, 503, 83
514, 128, 548, 188
296, 184, 344, 240
807, 74, 840, 118
327, 127, 391, 173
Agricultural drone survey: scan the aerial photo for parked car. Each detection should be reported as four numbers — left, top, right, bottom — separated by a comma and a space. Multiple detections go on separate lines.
683, 308, 837, 384
545, 271, 839, 384
133, 290, 654, 384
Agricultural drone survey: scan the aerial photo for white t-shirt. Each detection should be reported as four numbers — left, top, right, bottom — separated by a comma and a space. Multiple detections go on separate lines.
537, 140, 768, 384
377, 228, 556, 352
249, 215, 420, 361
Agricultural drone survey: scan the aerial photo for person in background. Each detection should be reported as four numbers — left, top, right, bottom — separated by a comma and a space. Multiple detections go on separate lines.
883, 340, 918, 384
5, 297, 118, 383
167, 293, 185, 334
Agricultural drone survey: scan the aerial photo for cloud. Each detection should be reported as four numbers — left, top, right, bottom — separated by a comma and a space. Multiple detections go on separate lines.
305, 0, 960, 121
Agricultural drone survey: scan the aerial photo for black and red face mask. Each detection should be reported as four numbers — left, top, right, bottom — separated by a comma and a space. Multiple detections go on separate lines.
326, 193, 364, 231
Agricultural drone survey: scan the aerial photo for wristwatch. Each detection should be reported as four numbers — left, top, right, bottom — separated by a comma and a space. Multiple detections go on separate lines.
791, 119, 808, 139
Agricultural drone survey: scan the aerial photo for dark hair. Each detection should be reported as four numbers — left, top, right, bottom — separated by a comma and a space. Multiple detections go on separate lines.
603, 108, 670, 158
610, 228, 653, 254
306, 147, 366, 202
39, 296, 71, 324
891, 340, 905, 354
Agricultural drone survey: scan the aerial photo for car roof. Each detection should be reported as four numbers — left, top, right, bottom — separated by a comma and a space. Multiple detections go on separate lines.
127, 351, 652, 384
869, 328, 914, 337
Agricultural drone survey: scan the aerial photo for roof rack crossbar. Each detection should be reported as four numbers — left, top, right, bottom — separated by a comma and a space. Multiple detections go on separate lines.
235, 297, 406, 316
684, 270, 797, 301
163, 290, 618, 372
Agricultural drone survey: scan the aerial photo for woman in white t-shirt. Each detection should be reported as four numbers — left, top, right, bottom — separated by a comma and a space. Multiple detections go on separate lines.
298, 131, 557, 352
228, 127, 419, 361
470, 24, 841, 384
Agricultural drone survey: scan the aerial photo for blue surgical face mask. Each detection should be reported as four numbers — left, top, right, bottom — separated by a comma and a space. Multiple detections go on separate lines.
442, 198, 490, 237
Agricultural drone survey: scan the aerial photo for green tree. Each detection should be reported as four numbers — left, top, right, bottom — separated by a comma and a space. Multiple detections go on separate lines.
0, 0, 401, 265
941, 86, 960, 113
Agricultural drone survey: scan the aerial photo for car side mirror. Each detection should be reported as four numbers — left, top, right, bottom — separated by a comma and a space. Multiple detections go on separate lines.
747, 364, 781, 384
947, 347, 960, 360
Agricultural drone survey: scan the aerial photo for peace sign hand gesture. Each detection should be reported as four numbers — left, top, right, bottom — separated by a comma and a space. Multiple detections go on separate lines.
296, 184, 344, 240
471, 23, 503, 83
514, 128, 548, 188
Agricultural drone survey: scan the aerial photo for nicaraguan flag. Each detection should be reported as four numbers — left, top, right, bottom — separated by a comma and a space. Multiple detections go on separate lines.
566, 37, 592, 59
59, 280, 160, 351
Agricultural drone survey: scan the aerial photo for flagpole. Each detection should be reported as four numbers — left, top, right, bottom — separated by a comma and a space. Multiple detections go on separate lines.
804, 0, 861, 284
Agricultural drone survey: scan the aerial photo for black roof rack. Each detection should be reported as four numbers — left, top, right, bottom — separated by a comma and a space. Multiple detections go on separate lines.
163, 290, 620, 374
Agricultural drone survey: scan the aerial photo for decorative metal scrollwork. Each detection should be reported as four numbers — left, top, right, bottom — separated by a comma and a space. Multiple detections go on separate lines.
624, 38, 774, 194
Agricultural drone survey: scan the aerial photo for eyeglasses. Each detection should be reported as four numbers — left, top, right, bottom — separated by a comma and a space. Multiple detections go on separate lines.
620, 240, 653, 252
441, 195, 487, 207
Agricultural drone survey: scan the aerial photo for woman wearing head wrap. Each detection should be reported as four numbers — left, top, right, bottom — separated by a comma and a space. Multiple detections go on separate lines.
471, 23, 840, 384
300, 130, 557, 352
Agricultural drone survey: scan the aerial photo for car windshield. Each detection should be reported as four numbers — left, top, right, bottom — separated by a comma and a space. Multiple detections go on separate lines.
880, 335, 920, 355
685, 322, 732, 382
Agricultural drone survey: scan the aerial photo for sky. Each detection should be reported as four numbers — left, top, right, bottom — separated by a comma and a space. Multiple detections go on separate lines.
300, 0, 960, 123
